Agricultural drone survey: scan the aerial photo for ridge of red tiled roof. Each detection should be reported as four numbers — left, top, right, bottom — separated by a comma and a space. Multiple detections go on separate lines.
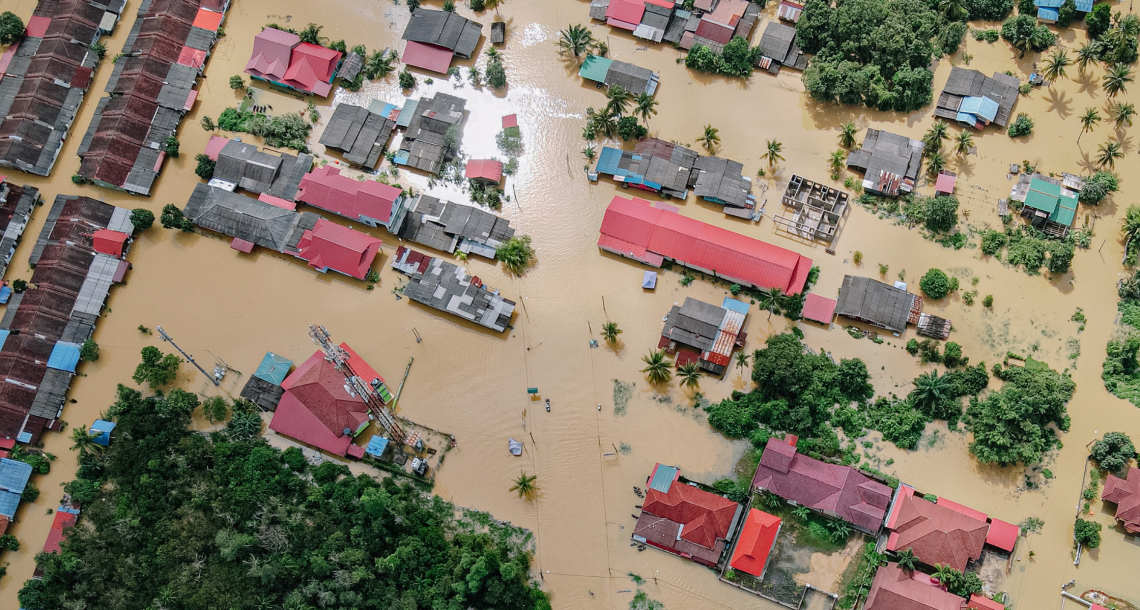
641, 480, 738, 550
1103, 467, 1140, 533
888, 494, 988, 571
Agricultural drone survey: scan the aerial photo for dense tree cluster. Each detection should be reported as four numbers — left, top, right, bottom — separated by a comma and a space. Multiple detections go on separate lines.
685, 37, 760, 78
961, 0, 1013, 21
965, 359, 1074, 466
1087, 9, 1140, 65
978, 227, 1077, 274
1001, 15, 1054, 58
1091, 432, 1136, 472
798, 0, 941, 112
217, 109, 312, 152
20, 384, 549, 610
1079, 171, 1120, 204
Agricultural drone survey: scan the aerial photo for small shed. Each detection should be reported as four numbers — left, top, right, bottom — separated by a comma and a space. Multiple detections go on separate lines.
93, 229, 129, 257
254, 352, 294, 385
346, 444, 366, 459
365, 435, 390, 458
985, 518, 1019, 552
491, 21, 505, 44
465, 159, 504, 184
502, 114, 518, 129
801, 294, 837, 325
642, 270, 658, 289
777, 0, 804, 22
89, 420, 116, 446
339, 51, 364, 81
934, 171, 956, 196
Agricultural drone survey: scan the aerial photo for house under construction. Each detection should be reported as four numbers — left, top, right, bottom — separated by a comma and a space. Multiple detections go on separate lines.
773, 175, 849, 243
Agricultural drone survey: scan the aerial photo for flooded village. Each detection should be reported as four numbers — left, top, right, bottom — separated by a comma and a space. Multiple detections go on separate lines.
0, 0, 1139, 608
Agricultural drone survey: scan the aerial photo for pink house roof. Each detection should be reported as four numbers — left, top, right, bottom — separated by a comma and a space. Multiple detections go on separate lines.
295, 218, 382, 280
92, 230, 129, 257
864, 563, 968, 610
935, 172, 957, 194
599, 196, 814, 294
606, 0, 646, 25
729, 509, 781, 577
967, 594, 1004, 610
245, 27, 300, 82
178, 46, 207, 70
886, 493, 989, 571
695, 18, 735, 45
465, 159, 503, 182
25, 16, 51, 38
402, 40, 455, 74
283, 43, 342, 96
802, 294, 837, 324
270, 351, 370, 456
191, 8, 223, 31
502, 114, 518, 129
258, 193, 297, 210
751, 438, 893, 532
230, 237, 255, 253
203, 135, 229, 160
984, 518, 1018, 552
1103, 467, 1140, 534
297, 165, 402, 224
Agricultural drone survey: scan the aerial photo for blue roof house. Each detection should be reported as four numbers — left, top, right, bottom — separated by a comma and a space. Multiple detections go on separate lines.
254, 352, 294, 386
0, 458, 32, 495
1035, 0, 1092, 22
89, 420, 116, 446
955, 96, 1000, 128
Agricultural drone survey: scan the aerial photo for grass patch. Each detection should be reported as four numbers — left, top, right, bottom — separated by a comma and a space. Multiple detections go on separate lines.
613, 379, 634, 416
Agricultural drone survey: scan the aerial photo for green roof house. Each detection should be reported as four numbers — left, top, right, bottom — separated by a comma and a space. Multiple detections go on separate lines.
254, 352, 294, 386
1020, 177, 1077, 237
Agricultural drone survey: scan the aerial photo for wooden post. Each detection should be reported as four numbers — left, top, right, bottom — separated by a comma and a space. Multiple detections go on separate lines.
391, 357, 414, 410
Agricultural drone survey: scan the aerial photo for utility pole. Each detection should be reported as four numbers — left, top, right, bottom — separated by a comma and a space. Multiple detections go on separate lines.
156, 326, 219, 386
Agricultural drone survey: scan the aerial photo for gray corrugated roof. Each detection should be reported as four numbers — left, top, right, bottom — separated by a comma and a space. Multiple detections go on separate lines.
319, 103, 394, 168
184, 27, 216, 52
398, 195, 513, 256
758, 20, 796, 63
403, 256, 514, 332
937, 67, 1020, 127
606, 60, 657, 96
834, 275, 913, 332
402, 9, 482, 57
339, 52, 364, 81
184, 183, 306, 251
846, 129, 923, 186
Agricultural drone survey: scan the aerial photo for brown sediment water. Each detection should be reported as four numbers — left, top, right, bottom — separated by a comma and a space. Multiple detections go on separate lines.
1, 0, 1140, 607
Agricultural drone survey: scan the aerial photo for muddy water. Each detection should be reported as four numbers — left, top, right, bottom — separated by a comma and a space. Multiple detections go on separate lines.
2, 0, 1140, 607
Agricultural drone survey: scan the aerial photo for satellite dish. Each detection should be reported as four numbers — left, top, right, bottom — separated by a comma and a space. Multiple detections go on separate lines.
343, 428, 352, 436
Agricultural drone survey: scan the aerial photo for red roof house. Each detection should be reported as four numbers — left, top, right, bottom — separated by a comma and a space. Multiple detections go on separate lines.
606, 0, 645, 30
294, 218, 382, 280
296, 165, 404, 228
802, 293, 837, 325
282, 43, 342, 97
864, 563, 968, 610
269, 350, 371, 456
203, 135, 229, 160
465, 159, 504, 184
1103, 467, 1140, 534
191, 7, 223, 31
886, 487, 989, 572
245, 27, 300, 83
402, 41, 455, 74
967, 594, 1004, 610
751, 438, 893, 533
42, 510, 78, 556
598, 196, 814, 294
729, 508, 781, 577
984, 518, 1019, 552
92, 229, 129, 257
633, 465, 741, 566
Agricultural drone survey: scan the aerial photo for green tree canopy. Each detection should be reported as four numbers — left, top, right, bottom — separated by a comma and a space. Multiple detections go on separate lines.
1091, 432, 1136, 472
965, 359, 1074, 466
131, 346, 182, 389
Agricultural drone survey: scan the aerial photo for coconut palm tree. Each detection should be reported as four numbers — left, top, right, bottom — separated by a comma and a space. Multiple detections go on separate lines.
1077, 41, 1099, 73
641, 350, 672, 384
764, 139, 785, 168
583, 144, 597, 162
896, 548, 919, 572
910, 369, 953, 413
485, 47, 502, 62
1113, 101, 1137, 129
557, 24, 594, 59
926, 150, 947, 177
932, 564, 958, 586
699, 125, 720, 153
678, 362, 702, 390
601, 322, 622, 343
839, 122, 858, 148
757, 287, 784, 320
938, 0, 967, 20
735, 351, 750, 372
827, 519, 851, 542
954, 130, 974, 156
604, 84, 631, 117
923, 120, 948, 155
1078, 107, 1101, 143
1122, 206, 1140, 258
634, 93, 658, 125
69, 426, 101, 456
1097, 140, 1124, 169
1104, 63, 1134, 98
829, 149, 846, 175
1042, 48, 1071, 85
510, 471, 538, 499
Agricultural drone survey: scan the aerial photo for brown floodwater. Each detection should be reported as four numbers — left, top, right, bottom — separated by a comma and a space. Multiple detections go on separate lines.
2, 0, 1140, 607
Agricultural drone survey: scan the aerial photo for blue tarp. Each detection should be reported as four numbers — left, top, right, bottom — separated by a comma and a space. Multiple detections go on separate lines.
0, 329, 9, 353
365, 436, 389, 457
90, 420, 116, 446
16, 432, 30, 444
595, 147, 625, 176
254, 352, 293, 385
0, 458, 32, 494
47, 342, 81, 373
395, 98, 420, 128
956, 96, 999, 126
0, 490, 19, 519
722, 297, 751, 315
0, 286, 11, 304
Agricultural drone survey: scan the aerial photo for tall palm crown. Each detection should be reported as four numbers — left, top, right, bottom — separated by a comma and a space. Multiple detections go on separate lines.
678, 362, 702, 390
634, 93, 658, 123
1078, 107, 1101, 143
1041, 49, 1070, 84
700, 125, 720, 153
557, 24, 594, 58
839, 122, 858, 148
1097, 141, 1123, 168
641, 350, 672, 384
764, 140, 785, 167
1104, 63, 1134, 98
954, 130, 974, 156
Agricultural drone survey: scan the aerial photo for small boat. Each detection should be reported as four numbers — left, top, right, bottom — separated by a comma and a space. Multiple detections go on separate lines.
545, 398, 551, 412
508, 438, 523, 456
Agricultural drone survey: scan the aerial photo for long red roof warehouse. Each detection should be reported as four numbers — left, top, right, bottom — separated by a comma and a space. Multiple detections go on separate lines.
598, 196, 813, 294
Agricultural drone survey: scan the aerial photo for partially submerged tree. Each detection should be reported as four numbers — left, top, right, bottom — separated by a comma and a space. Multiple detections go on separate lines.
132, 346, 182, 389
641, 350, 672, 384
557, 24, 594, 58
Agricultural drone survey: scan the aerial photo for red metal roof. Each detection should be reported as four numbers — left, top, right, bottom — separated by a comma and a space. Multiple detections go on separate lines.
464, 159, 503, 182
935, 497, 988, 522
967, 594, 1004, 610
294, 218, 382, 280
695, 18, 735, 45
43, 511, 77, 555
191, 7, 223, 31
346, 444, 365, 459
935, 172, 957, 194
229, 237, 255, 253
1103, 467, 1140, 534
642, 478, 739, 550
297, 165, 402, 224
92, 229, 128, 257
245, 27, 299, 81
25, 16, 51, 38
865, 563, 968, 610
340, 342, 385, 386
606, 0, 645, 25
983, 518, 1018, 551
203, 135, 228, 161
178, 46, 207, 69
502, 114, 518, 129
729, 509, 781, 577
402, 40, 454, 74
258, 193, 297, 210
269, 351, 371, 456
598, 196, 813, 294
802, 294, 837, 324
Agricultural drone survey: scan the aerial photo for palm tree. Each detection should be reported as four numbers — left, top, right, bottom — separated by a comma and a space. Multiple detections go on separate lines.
678, 362, 702, 389
937, 0, 967, 20
69, 426, 101, 456
583, 144, 597, 162
601, 322, 622, 343
510, 471, 538, 499
1097, 140, 1123, 169
735, 351, 750, 372
923, 120, 948, 154
926, 150, 947, 177
827, 519, 851, 542
1042, 48, 1071, 85
1077, 41, 1099, 73
1123, 205, 1140, 255
829, 149, 846, 174
910, 369, 952, 413
757, 288, 784, 320
764, 139, 785, 168
896, 548, 919, 572
558, 24, 594, 59
634, 93, 658, 125
604, 84, 631, 117
1078, 107, 1101, 143
699, 125, 720, 153
1104, 63, 1134, 98
954, 130, 974, 156
791, 505, 810, 521
932, 564, 958, 586
641, 350, 672, 384
1113, 101, 1136, 129
839, 122, 858, 148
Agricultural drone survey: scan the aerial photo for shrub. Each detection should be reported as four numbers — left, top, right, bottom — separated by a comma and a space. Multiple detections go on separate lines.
485, 57, 507, 89
1008, 113, 1034, 138
1074, 519, 1101, 548
1056, 0, 1077, 26
1079, 171, 1119, 204
163, 136, 180, 158
983, 294, 993, 307
200, 116, 215, 131
496, 127, 522, 156
194, 153, 215, 180
228, 75, 244, 90
79, 339, 100, 362
1086, 3, 1111, 40
924, 196, 959, 233
972, 29, 1001, 42
130, 208, 155, 232
71, 174, 88, 185
943, 342, 964, 368
160, 204, 193, 232
616, 116, 647, 141
469, 0, 485, 9
0, 12, 25, 46
21, 483, 39, 503
852, 251, 863, 264
398, 68, 416, 89
906, 339, 920, 355
920, 268, 953, 299
11, 279, 26, 293
980, 229, 1008, 256
1091, 432, 1136, 472
496, 235, 535, 275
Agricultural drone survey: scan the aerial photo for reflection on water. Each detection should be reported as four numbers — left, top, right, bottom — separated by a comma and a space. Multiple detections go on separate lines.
1, 0, 1140, 608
